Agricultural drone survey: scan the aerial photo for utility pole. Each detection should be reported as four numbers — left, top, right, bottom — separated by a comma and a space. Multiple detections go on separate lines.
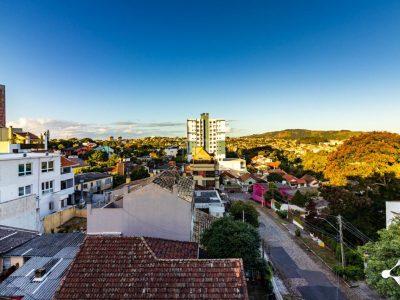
337, 215, 346, 268
242, 210, 245, 223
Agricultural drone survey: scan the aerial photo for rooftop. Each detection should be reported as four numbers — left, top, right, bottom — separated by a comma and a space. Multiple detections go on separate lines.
0, 226, 38, 254
0, 152, 60, 161
194, 190, 222, 204
3, 233, 84, 258
74, 172, 112, 183
152, 170, 194, 202
54, 236, 248, 299
0, 233, 84, 300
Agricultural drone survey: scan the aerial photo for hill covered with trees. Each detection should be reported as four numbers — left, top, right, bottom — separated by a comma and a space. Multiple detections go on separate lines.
245, 129, 363, 143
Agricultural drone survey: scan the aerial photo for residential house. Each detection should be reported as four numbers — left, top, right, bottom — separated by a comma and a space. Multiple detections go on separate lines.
190, 147, 219, 189
0, 152, 75, 232
164, 146, 179, 157
0, 226, 38, 273
87, 170, 195, 242
64, 155, 88, 173
74, 172, 113, 194
238, 173, 264, 191
251, 182, 296, 207
94, 145, 114, 155
194, 190, 225, 217
0, 233, 84, 299
54, 236, 248, 299
218, 157, 247, 172
300, 174, 320, 188
282, 174, 306, 188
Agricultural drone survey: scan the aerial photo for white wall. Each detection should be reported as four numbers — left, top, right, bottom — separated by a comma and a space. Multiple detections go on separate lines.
386, 201, 400, 228
0, 195, 38, 231
87, 183, 193, 241
0, 153, 74, 222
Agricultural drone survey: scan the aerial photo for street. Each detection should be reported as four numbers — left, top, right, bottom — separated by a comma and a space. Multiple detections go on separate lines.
257, 207, 347, 300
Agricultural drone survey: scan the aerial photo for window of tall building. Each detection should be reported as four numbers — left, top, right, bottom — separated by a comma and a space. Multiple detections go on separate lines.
41, 161, 54, 172
18, 163, 32, 176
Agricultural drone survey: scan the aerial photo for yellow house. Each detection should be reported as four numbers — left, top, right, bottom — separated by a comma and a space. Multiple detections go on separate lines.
190, 147, 219, 189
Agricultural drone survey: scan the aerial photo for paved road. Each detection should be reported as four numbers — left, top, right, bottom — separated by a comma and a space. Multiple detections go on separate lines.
257, 208, 347, 300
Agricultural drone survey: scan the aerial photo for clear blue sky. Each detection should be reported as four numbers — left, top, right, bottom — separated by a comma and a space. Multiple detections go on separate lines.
1, 0, 399, 138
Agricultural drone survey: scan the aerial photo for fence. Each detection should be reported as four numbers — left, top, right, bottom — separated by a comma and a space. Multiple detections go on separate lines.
42, 206, 87, 233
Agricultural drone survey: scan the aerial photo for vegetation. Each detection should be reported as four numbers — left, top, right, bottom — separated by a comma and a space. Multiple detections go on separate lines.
290, 190, 308, 207
230, 201, 260, 228
276, 210, 288, 219
360, 220, 400, 299
301, 151, 328, 178
324, 132, 400, 186
130, 166, 150, 181
201, 217, 265, 272
246, 129, 362, 144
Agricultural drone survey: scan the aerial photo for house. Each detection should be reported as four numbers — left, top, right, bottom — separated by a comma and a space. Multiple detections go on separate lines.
251, 183, 269, 207
386, 201, 400, 228
74, 172, 113, 194
0, 226, 38, 273
239, 173, 264, 188
54, 236, 248, 299
0, 152, 75, 232
282, 174, 306, 188
300, 174, 320, 188
64, 155, 88, 173
87, 170, 195, 242
94, 145, 114, 155
164, 146, 179, 157
267, 168, 287, 177
220, 171, 242, 192
218, 157, 247, 172
194, 190, 225, 217
190, 147, 219, 189
0, 233, 84, 299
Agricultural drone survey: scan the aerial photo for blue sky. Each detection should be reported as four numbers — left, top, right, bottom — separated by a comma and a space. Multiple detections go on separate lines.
0, 0, 399, 138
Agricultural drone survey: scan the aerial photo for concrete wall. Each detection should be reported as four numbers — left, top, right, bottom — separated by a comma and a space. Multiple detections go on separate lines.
0, 195, 38, 231
42, 206, 87, 233
87, 183, 193, 241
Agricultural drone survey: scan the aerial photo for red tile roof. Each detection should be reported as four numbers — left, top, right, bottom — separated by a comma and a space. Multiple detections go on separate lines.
54, 236, 248, 299
144, 237, 198, 259
283, 174, 306, 185
61, 156, 80, 167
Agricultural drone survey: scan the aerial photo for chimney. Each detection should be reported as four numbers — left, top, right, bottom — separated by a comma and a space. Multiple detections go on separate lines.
0, 84, 5, 127
35, 268, 46, 279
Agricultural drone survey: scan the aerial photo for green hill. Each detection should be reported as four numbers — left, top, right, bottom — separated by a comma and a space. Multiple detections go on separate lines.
245, 129, 363, 143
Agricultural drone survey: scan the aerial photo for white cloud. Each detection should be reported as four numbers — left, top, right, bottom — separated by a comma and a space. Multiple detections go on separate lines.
7, 118, 185, 139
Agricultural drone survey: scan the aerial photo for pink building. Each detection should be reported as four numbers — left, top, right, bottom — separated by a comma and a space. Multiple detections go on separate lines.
251, 183, 295, 208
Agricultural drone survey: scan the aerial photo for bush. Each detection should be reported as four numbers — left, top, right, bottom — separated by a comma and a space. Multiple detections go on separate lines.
274, 201, 281, 210
333, 265, 365, 280
230, 201, 259, 227
295, 228, 301, 237
276, 210, 288, 219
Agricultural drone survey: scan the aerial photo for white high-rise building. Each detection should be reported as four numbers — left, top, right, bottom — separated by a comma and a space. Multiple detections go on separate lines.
187, 113, 226, 161
0, 152, 75, 231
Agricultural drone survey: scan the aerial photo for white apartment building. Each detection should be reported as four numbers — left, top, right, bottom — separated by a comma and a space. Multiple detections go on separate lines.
0, 152, 75, 231
187, 113, 226, 161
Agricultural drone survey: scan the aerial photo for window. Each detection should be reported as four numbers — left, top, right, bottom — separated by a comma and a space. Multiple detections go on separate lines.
41, 181, 54, 194
105, 178, 112, 184
60, 199, 65, 208
41, 161, 54, 173
18, 163, 32, 176
18, 185, 32, 197
61, 167, 71, 174
49, 202, 54, 210
61, 179, 73, 190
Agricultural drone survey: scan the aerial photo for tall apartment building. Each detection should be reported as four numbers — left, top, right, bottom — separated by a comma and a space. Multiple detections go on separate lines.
187, 113, 226, 161
0, 152, 75, 231
0, 85, 5, 128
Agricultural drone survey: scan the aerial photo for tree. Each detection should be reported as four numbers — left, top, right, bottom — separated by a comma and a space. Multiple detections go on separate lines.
360, 220, 400, 299
290, 190, 308, 207
87, 150, 108, 165
302, 151, 328, 178
229, 201, 259, 227
201, 217, 263, 271
130, 166, 150, 181
264, 183, 285, 204
324, 132, 400, 186
267, 173, 283, 183
113, 175, 126, 188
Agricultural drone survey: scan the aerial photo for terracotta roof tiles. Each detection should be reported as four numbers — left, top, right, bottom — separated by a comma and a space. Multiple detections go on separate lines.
54, 236, 248, 299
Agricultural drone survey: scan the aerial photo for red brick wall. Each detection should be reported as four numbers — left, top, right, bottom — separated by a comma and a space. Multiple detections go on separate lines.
0, 85, 5, 127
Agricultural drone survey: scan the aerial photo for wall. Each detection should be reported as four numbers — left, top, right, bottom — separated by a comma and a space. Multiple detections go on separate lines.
42, 206, 87, 233
0, 195, 38, 231
87, 183, 193, 241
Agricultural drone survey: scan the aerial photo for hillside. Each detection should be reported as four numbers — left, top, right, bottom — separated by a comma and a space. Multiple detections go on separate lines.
245, 129, 363, 143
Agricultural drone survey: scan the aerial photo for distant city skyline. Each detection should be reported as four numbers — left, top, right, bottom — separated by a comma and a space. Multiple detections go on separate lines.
1, 1, 400, 138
